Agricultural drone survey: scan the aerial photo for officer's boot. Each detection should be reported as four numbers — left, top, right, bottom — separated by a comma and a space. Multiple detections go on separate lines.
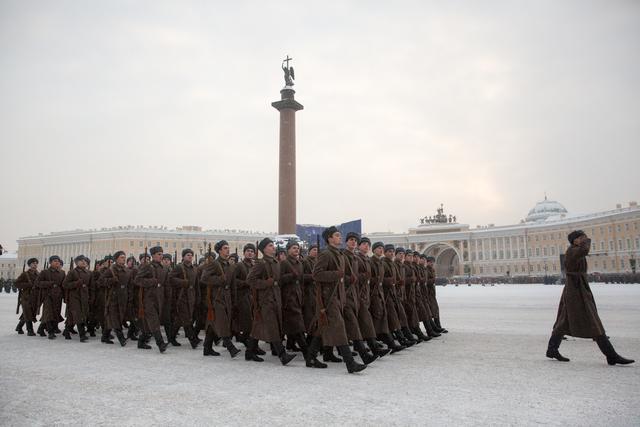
272, 341, 297, 366
244, 337, 264, 362
595, 335, 635, 365
37, 322, 46, 337
367, 337, 391, 357
115, 329, 127, 346
322, 346, 343, 362
26, 321, 36, 336
153, 331, 168, 353
423, 319, 441, 338
304, 335, 327, 368
137, 332, 152, 349
15, 319, 25, 334
353, 340, 378, 364
203, 329, 220, 356
546, 334, 569, 362
101, 328, 114, 344
223, 337, 241, 358
338, 345, 367, 374
78, 323, 89, 342
435, 317, 448, 333
380, 333, 405, 353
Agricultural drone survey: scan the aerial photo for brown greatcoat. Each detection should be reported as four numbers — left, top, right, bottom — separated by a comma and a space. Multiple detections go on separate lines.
195, 262, 209, 330
342, 249, 363, 341
62, 266, 91, 326
302, 255, 317, 334
312, 245, 349, 347
90, 266, 107, 328
355, 251, 378, 340
552, 239, 605, 338
426, 264, 440, 318
279, 255, 306, 336
247, 255, 283, 343
101, 264, 131, 330
231, 259, 254, 335
381, 257, 401, 331
369, 254, 389, 335
415, 263, 433, 322
36, 267, 66, 324
126, 265, 139, 325
162, 266, 175, 328
135, 260, 167, 334
393, 260, 410, 327
403, 262, 420, 328
200, 257, 233, 337
169, 262, 198, 328
15, 269, 40, 322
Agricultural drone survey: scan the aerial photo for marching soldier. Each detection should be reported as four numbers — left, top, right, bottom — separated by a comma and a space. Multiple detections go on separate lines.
426, 256, 447, 333
125, 255, 140, 341
35, 255, 66, 339
355, 237, 392, 357
393, 248, 419, 344
100, 251, 131, 346
369, 243, 404, 352
168, 248, 200, 349
89, 257, 111, 338
161, 253, 176, 345
14, 258, 40, 336
415, 254, 440, 338
381, 245, 415, 347
547, 230, 634, 365
312, 226, 366, 373
135, 246, 168, 353
231, 243, 256, 346
280, 241, 326, 368
244, 238, 297, 365
342, 232, 377, 364
403, 251, 430, 342
61, 255, 91, 342
301, 243, 318, 336
199, 240, 240, 358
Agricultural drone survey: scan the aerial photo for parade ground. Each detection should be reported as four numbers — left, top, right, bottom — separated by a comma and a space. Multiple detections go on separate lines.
0, 284, 638, 426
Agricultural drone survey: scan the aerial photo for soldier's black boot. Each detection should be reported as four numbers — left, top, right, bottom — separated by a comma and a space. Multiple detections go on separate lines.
272, 341, 297, 366
595, 335, 635, 365
115, 329, 127, 347
101, 329, 114, 344
78, 324, 89, 342
15, 320, 25, 334
304, 336, 327, 368
127, 323, 138, 341
354, 340, 378, 364
203, 329, 220, 356
430, 318, 445, 334
184, 325, 199, 349
54, 324, 62, 334
87, 322, 96, 337
546, 334, 569, 362
393, 330, 412, 347
367, 338, 391, 358
338, 345, 367, 374
412, 326, 431, 342
63, 327, 72, 340
153, 331, 168, 353
137, 333, 152, 349
166, 324, 180, 346
47, 323, 56, 340
322, 346, 343, 363
26, 321, 36, 336
424, 319, 441, 338
37, 323, 46, 337
69, 326, 78, 335
435, 317, 448, 333
402, 327, 419, 345
223, 337, 241, 358
244, 337, 264, 362
380, 333, 405, 353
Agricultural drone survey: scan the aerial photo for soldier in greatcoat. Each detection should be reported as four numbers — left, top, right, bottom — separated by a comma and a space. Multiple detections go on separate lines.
100, 251, 131, 346
381, 246, 415, 347
61, 255, 91, 342
230, 244, 256, 346
15, 258, 40, 336
35, 255, 66, 339
312, 227, 366, 373
547, 230, 634, 365
244, 238, 297, 366
168, 249, 200, 349
134, 246, 168, 353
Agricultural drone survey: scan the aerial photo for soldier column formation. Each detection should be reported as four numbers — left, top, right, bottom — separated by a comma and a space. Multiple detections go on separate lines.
13, 227, 455, 374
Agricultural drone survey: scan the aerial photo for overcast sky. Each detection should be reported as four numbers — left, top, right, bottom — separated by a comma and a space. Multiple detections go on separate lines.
1, 1, 639, 250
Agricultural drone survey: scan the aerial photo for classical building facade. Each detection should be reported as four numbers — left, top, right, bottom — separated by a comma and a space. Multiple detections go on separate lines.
16, 226, 270, 267
0, 251, 18, 280
367, 200, 640, 278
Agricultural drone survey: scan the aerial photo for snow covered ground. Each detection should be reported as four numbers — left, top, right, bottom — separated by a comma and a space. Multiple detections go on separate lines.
0, 284, 638, 426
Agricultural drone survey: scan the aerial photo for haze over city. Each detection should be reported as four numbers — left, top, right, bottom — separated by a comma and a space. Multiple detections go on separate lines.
1, 1, 639, 250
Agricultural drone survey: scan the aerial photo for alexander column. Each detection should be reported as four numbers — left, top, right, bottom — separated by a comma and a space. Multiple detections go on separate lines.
272, 56, 303, 235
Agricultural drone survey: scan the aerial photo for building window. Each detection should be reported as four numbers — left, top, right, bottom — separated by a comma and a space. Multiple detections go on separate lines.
621, 259, 625, 269
600, 227, 604, 234
600, 241, 605, 251
617, 224, 621, 233
492, 251, 497, 259
627, 239, 631, 250
535, 248, 540, 257
520, 249, 525, 258
499, 250, 504, 259
608, 226, 612, 234
609, 241, 614, 251
543, 247, 548, 256
618, 240, 623, 250
636, 238, 639, 249
535, 235, 539, 242
527, 248, 532, 257
625, 223, 629, 231
551, 247, 556, 256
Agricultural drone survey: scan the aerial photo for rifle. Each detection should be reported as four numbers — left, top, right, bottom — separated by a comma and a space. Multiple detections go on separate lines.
65, 256, 75, 306
138, 246, 148, 319
16, 260, 25, 315
174, 250, 177, 269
